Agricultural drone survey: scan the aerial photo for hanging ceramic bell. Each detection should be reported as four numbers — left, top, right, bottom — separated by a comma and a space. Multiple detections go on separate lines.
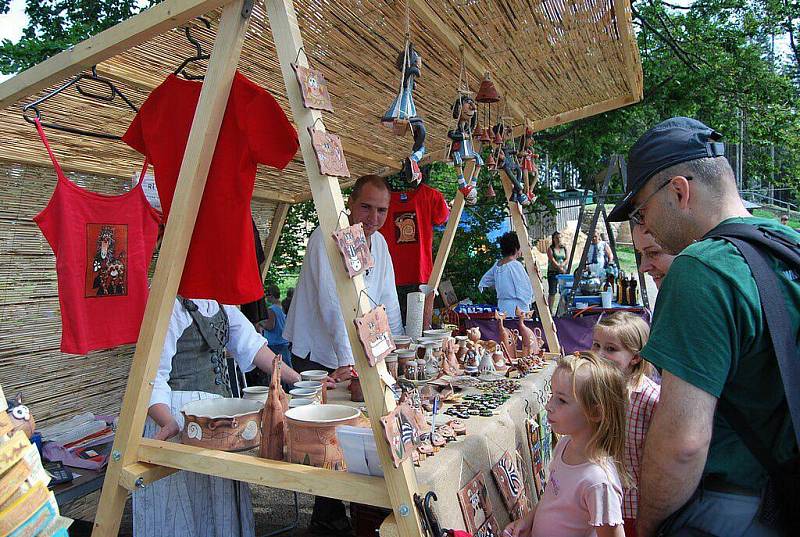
476, 72, 501, 103
486, 153, 496, 167
486, 180, 496, 198
479, 127, 492, 144
493, 131, 503, 145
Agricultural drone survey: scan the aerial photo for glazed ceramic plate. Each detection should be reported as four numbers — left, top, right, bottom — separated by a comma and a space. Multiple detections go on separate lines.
285, 404, 361, 423
181, 398, 263, 419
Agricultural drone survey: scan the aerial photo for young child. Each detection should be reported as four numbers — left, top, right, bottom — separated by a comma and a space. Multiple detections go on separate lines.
592, 312, 660, 537
504, 352, 629, 537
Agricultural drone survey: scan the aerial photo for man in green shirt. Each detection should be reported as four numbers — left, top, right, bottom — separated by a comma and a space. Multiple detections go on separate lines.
608, 117, 799, 537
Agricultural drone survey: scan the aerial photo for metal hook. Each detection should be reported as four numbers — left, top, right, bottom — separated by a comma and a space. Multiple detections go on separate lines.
293, 46, 309, 66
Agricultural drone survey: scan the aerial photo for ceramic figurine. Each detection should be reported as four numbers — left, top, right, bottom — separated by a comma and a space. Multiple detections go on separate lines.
493, 124, 529, 205
259, 355, 287, 460
495, 312, 517, 362
381, 40, 426, 184
455, 336, 469, 363
478, 348, 496, 374
520, 128, 539, 202
467, 326, 481, 344
447, 94, 483, 205
6, 395, 35, 439
515, 307, 538, 357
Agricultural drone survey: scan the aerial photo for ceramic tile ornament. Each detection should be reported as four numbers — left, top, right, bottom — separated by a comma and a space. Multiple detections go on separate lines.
491, 450, 524, 510
458, 472, 493, 534
475, 515, 501, 537
380, 401, 419, 468
509, 493, 531, 521
526, 418, 546, 499
309, 127, 350, 177
332, 223, 374, 278
354, 305, 396, 366
292, 63, 334, 112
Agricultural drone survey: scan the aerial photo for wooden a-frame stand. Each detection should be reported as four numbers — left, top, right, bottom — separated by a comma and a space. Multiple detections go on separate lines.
86, 1, 423, 536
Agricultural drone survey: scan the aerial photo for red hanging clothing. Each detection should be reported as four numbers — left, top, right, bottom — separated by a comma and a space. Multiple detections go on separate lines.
379, 184, 450, 285
32, 120, 161, 355
122, 72, 299, 303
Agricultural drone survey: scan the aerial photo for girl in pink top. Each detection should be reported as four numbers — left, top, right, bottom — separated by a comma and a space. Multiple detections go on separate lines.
504, 352, 629, 537
592, 312, 660, 537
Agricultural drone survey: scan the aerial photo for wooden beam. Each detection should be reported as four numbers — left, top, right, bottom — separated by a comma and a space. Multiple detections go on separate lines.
252, 186, 296, 204
426, 162, 474, 291
118, 462, 178, 491
137, 439, 392, 507
612, 0, 643, 102
528, 94, 637, 134
498, 170, 561, 354
0, 0, 230, 109
91, 3, 252, 536
261, 202, 290, 281
265, 0, 424, 534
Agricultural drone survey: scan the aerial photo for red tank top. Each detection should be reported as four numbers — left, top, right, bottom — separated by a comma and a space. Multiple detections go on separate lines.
33, 119, 161, 354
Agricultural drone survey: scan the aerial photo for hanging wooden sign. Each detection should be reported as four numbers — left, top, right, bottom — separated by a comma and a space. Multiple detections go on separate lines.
292, 63, 334, 112
491, 450, 524, 510
309, 128, 350, 177
380, 401, 419, 468
457, 471, 493, 535
354, 305, 395, 366
332, 223, 374, 278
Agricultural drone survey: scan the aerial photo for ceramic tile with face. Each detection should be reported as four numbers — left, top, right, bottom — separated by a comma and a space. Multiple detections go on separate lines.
475, 514, 501, 537
354, 304, 395, 366
292, 63, 334, 112
380, 401, 419, 468
458, 472, 493, 534
309, 128, 350, 177
332, 223, 374, 278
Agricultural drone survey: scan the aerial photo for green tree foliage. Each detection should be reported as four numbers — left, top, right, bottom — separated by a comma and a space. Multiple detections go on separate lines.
0, 0, 159, 75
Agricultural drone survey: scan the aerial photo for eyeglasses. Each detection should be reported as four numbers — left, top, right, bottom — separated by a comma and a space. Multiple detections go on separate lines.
629, 175, 692, 226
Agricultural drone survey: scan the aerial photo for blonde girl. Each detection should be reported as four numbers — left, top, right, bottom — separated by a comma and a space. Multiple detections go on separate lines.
504, 352, 629, 537
592, 312, 660, 537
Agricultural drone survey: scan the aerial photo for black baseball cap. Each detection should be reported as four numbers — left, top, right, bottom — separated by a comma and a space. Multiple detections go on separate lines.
607, 117, 725, 222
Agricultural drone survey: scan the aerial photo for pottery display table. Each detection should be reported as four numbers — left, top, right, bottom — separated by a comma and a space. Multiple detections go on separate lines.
327, 362, 555, 531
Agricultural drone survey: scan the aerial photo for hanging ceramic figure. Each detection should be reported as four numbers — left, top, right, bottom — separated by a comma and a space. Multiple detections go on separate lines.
381, 40, 426, 185
447, 94, 483, 205
520, 127, 538, 202
493, 123, 529, 206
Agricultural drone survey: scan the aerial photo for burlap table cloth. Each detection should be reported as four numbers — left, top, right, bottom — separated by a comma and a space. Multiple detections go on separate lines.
324, 362, 555, 531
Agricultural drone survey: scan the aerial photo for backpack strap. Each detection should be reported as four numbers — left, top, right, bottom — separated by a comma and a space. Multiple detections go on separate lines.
702, 224, 800, 451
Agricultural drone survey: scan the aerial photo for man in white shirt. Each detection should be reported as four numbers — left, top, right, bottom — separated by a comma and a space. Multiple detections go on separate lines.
284, 174, 404, 382
282, 175, 403, 536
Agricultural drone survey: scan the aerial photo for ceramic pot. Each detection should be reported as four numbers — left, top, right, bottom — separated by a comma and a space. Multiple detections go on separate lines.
285, 404, 363, 469
181, 398, 263, 451
392, 335, 413, 349
242, 386, 269, 404
300, 370, 328, 382
385, 352, 399, 379
395, 349, 417, 377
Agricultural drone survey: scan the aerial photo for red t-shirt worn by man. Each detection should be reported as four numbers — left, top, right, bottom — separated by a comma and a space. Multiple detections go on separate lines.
123, 72, 298, 304
379, 184, 449, 286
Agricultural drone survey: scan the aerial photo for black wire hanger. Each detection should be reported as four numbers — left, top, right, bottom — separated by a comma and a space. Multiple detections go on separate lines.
173, 17, 212, 80
22, 65, 139, 141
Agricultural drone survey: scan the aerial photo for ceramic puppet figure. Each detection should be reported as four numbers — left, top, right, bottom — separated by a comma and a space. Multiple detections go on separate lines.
382, 41, 426, 185
493, 124, 529, 206
447, 94, 484, 205
520, 128, 539, 202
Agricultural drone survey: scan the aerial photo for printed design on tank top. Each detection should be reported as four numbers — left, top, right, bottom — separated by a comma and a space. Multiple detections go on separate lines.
85, 224, 128, 297
394, 211, 418, 244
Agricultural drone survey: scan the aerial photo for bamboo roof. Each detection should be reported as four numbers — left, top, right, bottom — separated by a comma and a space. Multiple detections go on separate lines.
0, 0, 641, 203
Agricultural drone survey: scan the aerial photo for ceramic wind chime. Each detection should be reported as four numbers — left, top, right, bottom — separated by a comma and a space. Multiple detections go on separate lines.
381, 38, 426, 185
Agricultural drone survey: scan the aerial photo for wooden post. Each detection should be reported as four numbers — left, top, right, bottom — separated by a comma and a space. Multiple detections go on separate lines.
498, 170, 560, 354
91, 2, 252, 535
264, 0, 424, 535
261, 202, 290, 281
426, 162, 475, 292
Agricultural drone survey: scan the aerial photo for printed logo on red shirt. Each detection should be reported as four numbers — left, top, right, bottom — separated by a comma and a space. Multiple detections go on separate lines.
85, 223, 128, 297
394, 212, 418, 244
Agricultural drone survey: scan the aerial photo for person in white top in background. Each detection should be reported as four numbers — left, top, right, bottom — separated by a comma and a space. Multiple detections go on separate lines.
282, 174, 404, 536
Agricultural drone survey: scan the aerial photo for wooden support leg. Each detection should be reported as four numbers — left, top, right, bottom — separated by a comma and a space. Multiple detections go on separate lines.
265, 0, 424, 535
498, 170, 561, 354
260, 202, 290, 281
91, 3, 252, 536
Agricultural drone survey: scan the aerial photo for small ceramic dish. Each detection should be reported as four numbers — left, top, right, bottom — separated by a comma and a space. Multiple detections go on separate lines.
300, 370, 329, 382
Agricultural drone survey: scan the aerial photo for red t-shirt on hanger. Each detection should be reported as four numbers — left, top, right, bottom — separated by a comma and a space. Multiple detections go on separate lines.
33, 120, 161, 355
379, 184, 449, 286
123, 71, 298, 304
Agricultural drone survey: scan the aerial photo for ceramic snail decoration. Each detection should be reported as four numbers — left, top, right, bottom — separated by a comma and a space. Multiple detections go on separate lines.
6, 394, 35, 439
